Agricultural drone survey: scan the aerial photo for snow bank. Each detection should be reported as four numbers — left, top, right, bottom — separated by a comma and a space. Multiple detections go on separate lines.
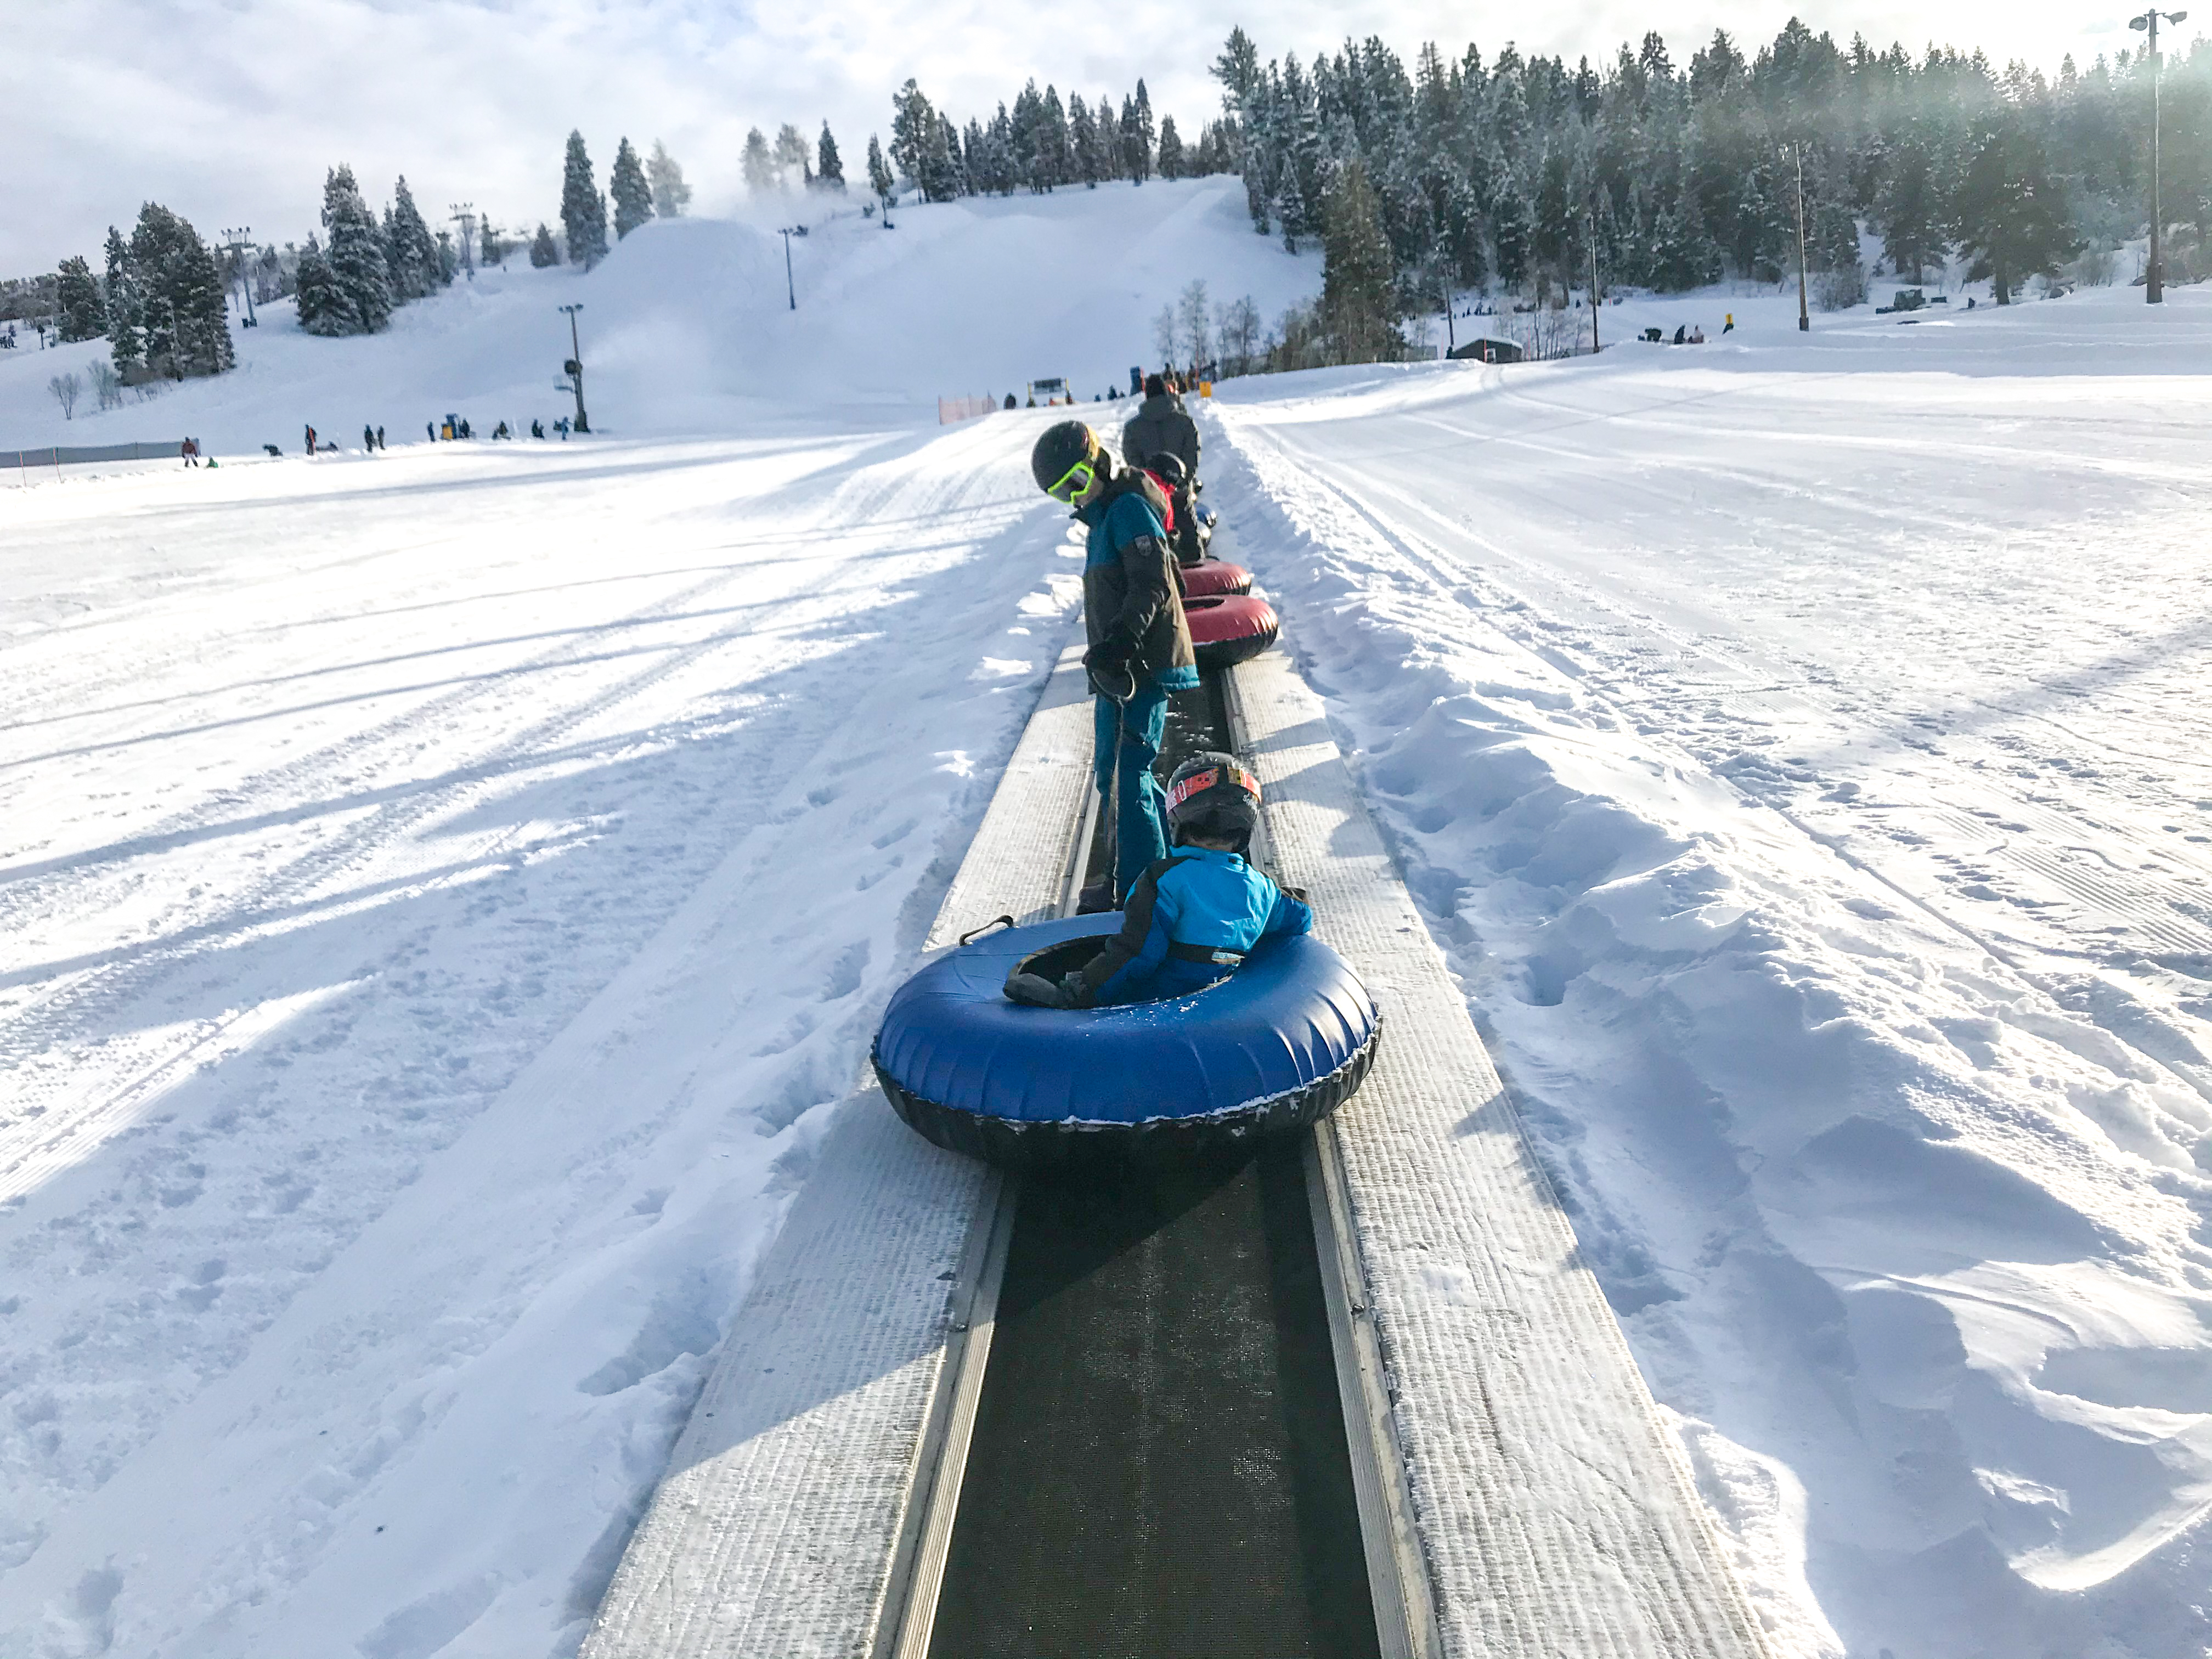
1209, 284, 2212, 1658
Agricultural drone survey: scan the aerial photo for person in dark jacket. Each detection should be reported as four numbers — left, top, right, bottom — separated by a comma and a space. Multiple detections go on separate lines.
1006, 752, 1311, 1008
1031, 420, 1197, 904
1120, 373, 1200, 480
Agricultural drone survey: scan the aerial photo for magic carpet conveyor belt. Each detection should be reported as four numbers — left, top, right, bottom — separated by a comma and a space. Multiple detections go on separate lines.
581, 630, 1772, 1659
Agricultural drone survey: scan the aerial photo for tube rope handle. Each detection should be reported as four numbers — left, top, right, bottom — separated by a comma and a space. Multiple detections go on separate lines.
957, 914, 1015, 946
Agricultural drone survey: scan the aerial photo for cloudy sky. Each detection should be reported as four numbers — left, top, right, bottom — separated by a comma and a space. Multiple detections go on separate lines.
1, 0, 2173, 274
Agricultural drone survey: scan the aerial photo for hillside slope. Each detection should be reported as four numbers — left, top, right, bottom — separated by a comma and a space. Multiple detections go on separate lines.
0, 176, 1319, 455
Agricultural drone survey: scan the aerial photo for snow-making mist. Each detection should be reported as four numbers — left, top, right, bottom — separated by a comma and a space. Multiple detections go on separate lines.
3, 171, 2210, 1659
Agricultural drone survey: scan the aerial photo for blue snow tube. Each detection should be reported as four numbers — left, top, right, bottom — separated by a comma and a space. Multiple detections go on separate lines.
873, 913, 1382, 1169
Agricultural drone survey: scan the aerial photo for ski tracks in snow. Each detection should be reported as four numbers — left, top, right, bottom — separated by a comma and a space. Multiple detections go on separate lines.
0, 420, 1081, 1655
1210, 363, 2212, 1659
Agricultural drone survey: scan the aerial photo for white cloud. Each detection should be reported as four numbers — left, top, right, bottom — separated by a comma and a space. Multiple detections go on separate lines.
0, 0, 2169, 273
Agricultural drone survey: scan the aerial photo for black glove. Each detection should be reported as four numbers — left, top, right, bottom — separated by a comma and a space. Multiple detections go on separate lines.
1083, 628, 1135, 675
1003, 970, 1070, 1008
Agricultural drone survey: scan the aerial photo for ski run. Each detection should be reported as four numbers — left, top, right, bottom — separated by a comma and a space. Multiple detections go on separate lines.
2, 177, 2209, 1659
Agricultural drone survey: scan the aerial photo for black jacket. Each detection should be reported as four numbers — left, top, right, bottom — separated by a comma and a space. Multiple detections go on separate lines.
1120, 393, 1200, 477
1077, 471, 1196, 681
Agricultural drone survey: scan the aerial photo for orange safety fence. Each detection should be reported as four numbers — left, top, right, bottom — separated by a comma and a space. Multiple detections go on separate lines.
938, 395, 997, 425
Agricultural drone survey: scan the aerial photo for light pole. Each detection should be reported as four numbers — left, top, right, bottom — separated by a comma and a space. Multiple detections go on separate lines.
1587, 207, 1601, 353
450, 204, 478, 281
2130, 8, 2189, 302
778, 228, 798, 310
221, 227, 258, 326
1786, 145, 1810, 331
558, 303, 589, 433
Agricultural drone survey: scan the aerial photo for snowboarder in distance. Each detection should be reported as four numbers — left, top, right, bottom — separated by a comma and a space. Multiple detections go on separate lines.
1006, 753, 1311, 1008
304, 425, 318, 456
180, 437, 199, 468
1029, 420, 1196, 910
1121, 374, 1199, 482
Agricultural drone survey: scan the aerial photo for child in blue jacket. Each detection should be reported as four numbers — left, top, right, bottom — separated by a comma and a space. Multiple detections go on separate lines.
1007, 752, 1311, 1008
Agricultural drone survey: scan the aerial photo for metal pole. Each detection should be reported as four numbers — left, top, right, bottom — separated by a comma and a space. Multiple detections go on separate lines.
2151, 13, 2164, 303
560, 304, 589, 432
222, 229, 257, 327
781, 229, 797, 310
1587, 210, 1600, 353
1793, 148, 1810, 331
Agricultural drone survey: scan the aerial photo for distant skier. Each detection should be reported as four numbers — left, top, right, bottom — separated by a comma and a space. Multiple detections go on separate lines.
1121, 374, 1199, 481
1029, 420, 1195, 909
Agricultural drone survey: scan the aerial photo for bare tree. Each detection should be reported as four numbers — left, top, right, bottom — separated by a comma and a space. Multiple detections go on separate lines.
1215, 295, 1262, 376
1177, 279, 1212, 370
1152, 303, 1177, 365
88, 360, 122, 411
48, 372, 82, 419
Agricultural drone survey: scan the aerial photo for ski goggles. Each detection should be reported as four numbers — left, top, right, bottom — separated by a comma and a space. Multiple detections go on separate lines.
1166, 763, 1260, 814
1044, 450, 1099, 504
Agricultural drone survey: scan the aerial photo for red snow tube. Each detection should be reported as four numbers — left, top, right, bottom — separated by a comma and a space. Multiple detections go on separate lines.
1184, 593, 1279, 670
1180, 561, 1252, 599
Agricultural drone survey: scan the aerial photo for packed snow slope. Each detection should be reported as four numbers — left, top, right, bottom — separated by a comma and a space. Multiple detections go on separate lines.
0, 175, 1319, 456
0, 418, 1101, 1657
1206, 283, 2212, 1659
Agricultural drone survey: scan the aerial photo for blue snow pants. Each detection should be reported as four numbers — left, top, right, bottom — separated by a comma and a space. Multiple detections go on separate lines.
1093, 682, 1172, 900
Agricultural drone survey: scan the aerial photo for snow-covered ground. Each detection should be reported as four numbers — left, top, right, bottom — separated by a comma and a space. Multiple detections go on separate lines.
3, 174, 2209, 1657
1210, 283, 2212, 1658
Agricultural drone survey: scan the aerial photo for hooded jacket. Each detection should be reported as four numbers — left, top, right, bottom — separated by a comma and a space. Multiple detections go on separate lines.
1077, 469, 1197, 686
1120, 392, 1200, 477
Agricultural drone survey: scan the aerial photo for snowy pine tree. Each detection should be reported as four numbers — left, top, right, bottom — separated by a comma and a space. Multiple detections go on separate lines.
611, 137, 653, 238
479, 218, 507, 266
774, 123, 813, 192
1132, 81, 1156, 182
1156, 115, 1184, 180
294, 236, 343, 334
742, 127, 777, 196
817, 123, 846, 192
562, 131, 610, 268
55, 255, 105, 343
127, 204, 233, 374
530, 223, 561, 267
319, 164, 393, 334
647, 141, 692, 217
1069, 95, 1103, 187
866, 133, 895, 210
384, 176, 441, 300
103, 225, 142, 375
1321, 160, 1404, 363
890, 81, 936, 191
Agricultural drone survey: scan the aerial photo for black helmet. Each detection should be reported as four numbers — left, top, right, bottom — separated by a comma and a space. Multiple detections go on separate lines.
1165, 751, 1261, 851
1146, 452, 1188, 489
1031, 420, 1100, 501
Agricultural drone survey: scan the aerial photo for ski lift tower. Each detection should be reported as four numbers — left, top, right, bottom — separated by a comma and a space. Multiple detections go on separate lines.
558, 303, 589, 433
219, 228, 258, 327
450, 203, 478, 281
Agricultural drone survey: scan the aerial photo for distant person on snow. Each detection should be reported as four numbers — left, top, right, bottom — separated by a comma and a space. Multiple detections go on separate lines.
531, 419, 545, 439
1673, 324, 1687, 345
180, 437, 199, 468
1121, 373, 1200, 482
1030, 419, 1196, 908
1006, 753, 1311, 1008
363, 424, 375, 452
304, 425, 318, 456
376, 425, 385, 449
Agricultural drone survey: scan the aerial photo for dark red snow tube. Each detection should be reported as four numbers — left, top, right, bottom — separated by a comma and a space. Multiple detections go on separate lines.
1180, 561, 1252, 599
1184, 593, 1279, 670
